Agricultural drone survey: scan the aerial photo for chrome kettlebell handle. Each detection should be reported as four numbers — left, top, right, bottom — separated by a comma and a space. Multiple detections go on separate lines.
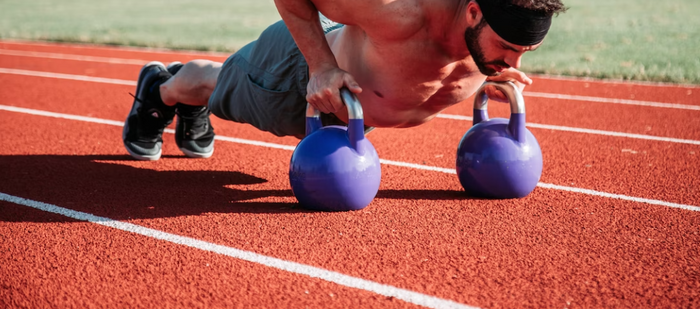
472, 81, 528, 143
305, 88, 366, 152
474, 81, 525, 115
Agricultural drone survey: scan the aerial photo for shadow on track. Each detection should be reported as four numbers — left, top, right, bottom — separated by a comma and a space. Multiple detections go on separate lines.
0, 155, 485, 223
0, 154, 303, 222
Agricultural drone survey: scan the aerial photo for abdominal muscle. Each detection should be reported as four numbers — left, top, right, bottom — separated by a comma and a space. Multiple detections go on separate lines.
325, 25, 486, 128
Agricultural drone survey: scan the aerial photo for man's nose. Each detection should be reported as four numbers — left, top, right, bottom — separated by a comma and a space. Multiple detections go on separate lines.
505, 53, 523, 69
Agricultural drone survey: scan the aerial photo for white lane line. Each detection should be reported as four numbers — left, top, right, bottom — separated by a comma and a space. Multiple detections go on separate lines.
1, 68, 699, 146
525, 91, 700, 111
0, 104, 126, 126
1, 64, 698, 111
0, 49, 149, 65
533, 74, 700, 89
0, 68, 136, 86
0, 41, 230, 57
377, 160, 700, 212
1, 104, 698, 212
0, 105, 298, 151
215, 135, 297, 151
535, 183, 700, 212
436, 114, 700, 146
0, 193, 476, 309
379, 159, 458, 174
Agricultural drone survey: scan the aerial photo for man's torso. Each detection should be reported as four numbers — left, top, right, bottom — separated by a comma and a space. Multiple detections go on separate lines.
320, 0, 486, 128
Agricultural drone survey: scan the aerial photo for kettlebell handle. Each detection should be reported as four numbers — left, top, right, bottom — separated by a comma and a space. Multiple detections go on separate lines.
306, 88, 366, 153
472, 81, 528, 143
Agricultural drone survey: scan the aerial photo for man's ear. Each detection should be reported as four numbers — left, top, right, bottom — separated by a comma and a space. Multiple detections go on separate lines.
465, 1, 483, 27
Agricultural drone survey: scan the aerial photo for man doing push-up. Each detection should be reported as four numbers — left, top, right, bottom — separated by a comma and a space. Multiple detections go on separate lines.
122, 0, 566, 160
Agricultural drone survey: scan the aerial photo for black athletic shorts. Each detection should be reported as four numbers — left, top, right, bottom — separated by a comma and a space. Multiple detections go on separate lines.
208, 19, 347, 138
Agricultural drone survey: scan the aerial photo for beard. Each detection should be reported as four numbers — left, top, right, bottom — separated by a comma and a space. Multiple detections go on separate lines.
464, 21, 509, 76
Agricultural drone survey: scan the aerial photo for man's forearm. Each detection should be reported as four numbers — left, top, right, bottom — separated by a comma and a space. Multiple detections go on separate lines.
273, 0, 338, 74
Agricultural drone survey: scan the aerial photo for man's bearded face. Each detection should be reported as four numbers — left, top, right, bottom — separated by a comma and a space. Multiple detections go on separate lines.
464, 20, 510, 76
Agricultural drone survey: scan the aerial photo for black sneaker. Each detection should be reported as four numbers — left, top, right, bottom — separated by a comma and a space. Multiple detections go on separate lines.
166, 62, 216, 158
122, 61, 176, 160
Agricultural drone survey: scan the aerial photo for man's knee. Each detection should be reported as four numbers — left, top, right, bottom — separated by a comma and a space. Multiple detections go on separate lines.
174, 60, 221, 93
180, 60, 221, 82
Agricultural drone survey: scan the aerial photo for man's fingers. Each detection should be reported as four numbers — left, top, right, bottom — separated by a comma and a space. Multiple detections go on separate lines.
307, 93, 328, 113
307, 88, 345, 114
306, 68, 363, 113
507, 69, 532, 85
515, 71, 532, 85
323, 87, 345, 113
330, 95, 345, 113
343, 75, 363, 94
486, 68, 532, 86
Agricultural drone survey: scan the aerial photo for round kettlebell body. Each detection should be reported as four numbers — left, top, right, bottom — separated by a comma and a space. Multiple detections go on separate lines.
289, 89, 381, 211
456, 82, 543, 199
456, 117, 542, 198
290, 124, 381, 211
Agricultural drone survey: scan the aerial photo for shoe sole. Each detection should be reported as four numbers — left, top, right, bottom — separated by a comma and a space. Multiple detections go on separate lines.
124, 144, 162, 161
178, 146, 214, 159
123, 61, 166, 161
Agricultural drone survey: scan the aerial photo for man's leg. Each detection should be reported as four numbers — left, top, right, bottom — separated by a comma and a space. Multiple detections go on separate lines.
160, 60, 222, 107
162, 60, 221, 158
122, 60, 221, 161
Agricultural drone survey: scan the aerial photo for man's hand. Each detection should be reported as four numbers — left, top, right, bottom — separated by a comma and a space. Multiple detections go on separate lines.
483, 68, 532, 103
274, 0, 362, 114
306, 66, 363, 114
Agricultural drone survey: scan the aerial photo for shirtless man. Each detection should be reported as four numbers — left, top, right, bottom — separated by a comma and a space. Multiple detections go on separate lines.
122, 0, 566, 160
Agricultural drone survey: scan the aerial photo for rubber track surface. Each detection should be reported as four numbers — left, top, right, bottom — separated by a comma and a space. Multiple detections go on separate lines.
0, 40, 698, 309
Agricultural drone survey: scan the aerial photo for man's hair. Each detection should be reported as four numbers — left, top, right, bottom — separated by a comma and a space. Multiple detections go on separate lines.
504, 0, 568, 16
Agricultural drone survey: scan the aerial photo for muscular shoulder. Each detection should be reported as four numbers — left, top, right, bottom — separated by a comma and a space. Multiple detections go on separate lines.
313, 0, 427, 39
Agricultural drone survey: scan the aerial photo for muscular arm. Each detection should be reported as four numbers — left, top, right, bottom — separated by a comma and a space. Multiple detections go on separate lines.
274, 0, 366, 113
273, 0, 337, 74
276, 0, 421, 114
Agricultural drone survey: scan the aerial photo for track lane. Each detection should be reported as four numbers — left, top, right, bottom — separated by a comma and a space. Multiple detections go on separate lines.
2, 103, 698, 208
3, 41, 699, 144
0, 40, 229, 65
1, 74, 698, 205
2, 62, 699, 142
368, 121, 700, 206
0, 202, 420, 309
2, 39, 698, 104
528, 76, 700, 106
3, 40, 700, 308
0, 54, 147, 80
2, 111, 700, 308
0, 51, 224, 81
441, 96, 700, 141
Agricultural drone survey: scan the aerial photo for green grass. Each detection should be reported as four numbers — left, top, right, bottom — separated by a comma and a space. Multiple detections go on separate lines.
0, 0, 281, 51
523, 0, 700, 84
1, 0, 698, 84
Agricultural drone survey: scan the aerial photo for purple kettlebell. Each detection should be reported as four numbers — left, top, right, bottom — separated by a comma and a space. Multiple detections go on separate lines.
456, 81, 543, 198
289, 88, 381, 211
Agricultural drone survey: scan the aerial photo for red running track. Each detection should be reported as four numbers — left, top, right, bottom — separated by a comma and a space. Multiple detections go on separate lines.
0, 40, 699, 309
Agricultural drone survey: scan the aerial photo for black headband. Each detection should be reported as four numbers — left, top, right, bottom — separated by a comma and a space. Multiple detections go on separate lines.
475, 0, 552, 46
